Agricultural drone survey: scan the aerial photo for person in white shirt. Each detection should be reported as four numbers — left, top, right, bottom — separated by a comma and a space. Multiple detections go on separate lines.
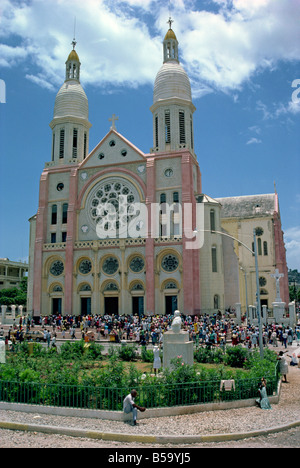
123, 390, 146, 425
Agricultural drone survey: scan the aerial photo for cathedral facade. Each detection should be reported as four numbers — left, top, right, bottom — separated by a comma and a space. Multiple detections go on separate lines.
27, 25, 289, 318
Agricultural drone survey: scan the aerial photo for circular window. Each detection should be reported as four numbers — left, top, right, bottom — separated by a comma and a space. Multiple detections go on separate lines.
259, 276, 267, 287
255, 227, 264, 236
88, 178, 139, 237
50, 260, 64, 277
161, 254, 179, 272
121, 149, 127, 157
57, 183, 64, 191
129, 256, 145, 273
79, 259, 92, 275
102, 257, 119, 275
164, 168, 173, 178
109, 140, 116, 147
98, 153, 105, 160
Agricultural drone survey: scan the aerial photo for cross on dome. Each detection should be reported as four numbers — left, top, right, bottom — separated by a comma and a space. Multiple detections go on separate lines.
167, 16, 174, 29
71, 37, 77, 50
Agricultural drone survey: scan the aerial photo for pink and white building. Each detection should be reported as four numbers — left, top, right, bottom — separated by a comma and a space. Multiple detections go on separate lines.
27, 25, 289, 318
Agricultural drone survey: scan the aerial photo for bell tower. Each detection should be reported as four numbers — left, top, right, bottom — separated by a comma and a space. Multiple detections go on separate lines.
49, 39, 91, 166
150, 19, 196, 155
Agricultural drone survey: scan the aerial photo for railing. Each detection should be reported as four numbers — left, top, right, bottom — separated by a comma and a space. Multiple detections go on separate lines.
0, 373, 279, 411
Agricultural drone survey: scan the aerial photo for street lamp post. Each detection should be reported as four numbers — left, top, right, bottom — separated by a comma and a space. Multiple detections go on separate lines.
253, 228, 264, 358
240, 266, 249, 325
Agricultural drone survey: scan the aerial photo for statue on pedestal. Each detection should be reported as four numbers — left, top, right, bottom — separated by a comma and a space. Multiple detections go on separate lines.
171, 310, 182, 334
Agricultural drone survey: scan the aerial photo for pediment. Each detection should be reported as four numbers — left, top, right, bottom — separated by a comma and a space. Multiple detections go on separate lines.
80, 129, 146, 169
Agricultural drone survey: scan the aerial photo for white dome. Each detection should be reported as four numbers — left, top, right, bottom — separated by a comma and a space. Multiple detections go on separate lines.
153, 60, 192, 104
54, 80, 89, 120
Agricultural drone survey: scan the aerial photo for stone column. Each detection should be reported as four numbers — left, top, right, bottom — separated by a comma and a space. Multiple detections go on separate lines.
262, 305, 267, 325
18, 305, 24, 318
235, 303, 241, 323
249, 305, 256, 321
0, 340, 6, 363
1, 305, 7, 325
11, 305, 16, 319
288, 301, 296, 327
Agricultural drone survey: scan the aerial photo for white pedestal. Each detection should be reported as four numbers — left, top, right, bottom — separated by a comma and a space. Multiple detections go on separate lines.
163, 330, 194, 370
272, 302, 286, 323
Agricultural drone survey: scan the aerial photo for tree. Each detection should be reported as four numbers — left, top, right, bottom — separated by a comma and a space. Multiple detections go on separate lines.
289, 285, 300, 303
0, 277, 27, 306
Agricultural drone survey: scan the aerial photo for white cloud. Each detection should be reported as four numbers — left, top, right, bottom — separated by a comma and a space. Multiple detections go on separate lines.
285, 227, 300, 271
246, 137, 262, 145
256, 98, 300, 120
178, 0, 300, 95
0, 0, 299, 96
0, 0, 162, 90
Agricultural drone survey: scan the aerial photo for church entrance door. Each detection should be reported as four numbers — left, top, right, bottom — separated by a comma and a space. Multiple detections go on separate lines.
105, 297, 119, 315
52, 298, 62, 315
165, 295, 177, 315
81, 297, 91, 316
132, 296, 144, 317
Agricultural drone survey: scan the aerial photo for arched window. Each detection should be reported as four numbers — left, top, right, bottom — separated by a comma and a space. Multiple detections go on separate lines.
72, 128, 78, 158
214, 294, 219, 309
155, 115, 159, 148
258, 238, 262, 256
62, 203, 68, 224
59, 129, 65, 159
179, 110, 186, 144
51, 205, 57, 225
210, 209, 216, 232
165, 110, 171, 144
173, 192, 179, 203
160, 193, 166, 204
212, 246, 217, 272
263, 241, 268, 256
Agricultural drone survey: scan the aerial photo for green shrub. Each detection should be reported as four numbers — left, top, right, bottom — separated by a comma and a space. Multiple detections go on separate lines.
194, 347, 225, 364
223, 346, 248, 368
117, 344, 138, 361
141, 346, 154, 363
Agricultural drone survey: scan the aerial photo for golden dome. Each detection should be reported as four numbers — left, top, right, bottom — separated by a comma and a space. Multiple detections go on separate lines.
67, 49, 80, 62
164, 28, 177, 41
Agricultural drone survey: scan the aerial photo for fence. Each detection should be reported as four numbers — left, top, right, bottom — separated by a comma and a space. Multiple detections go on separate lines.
0, 373, 279, 411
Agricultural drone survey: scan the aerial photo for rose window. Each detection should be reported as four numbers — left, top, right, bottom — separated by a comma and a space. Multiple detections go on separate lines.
79, 259, 92, 275
50, 260, 64, 277
161, 254, 179, 272
129, 256, 145, 273
88, 178, 140, 237
102, 257, 119, 275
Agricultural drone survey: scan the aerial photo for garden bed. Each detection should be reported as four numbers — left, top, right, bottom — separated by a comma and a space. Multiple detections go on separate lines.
0, 342, 280, 411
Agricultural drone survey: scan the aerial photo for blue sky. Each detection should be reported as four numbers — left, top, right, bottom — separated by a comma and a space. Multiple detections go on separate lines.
0, 0, 299, 270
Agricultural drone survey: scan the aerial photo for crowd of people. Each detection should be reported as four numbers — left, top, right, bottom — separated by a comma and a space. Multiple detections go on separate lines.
2, 312, 300, 351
